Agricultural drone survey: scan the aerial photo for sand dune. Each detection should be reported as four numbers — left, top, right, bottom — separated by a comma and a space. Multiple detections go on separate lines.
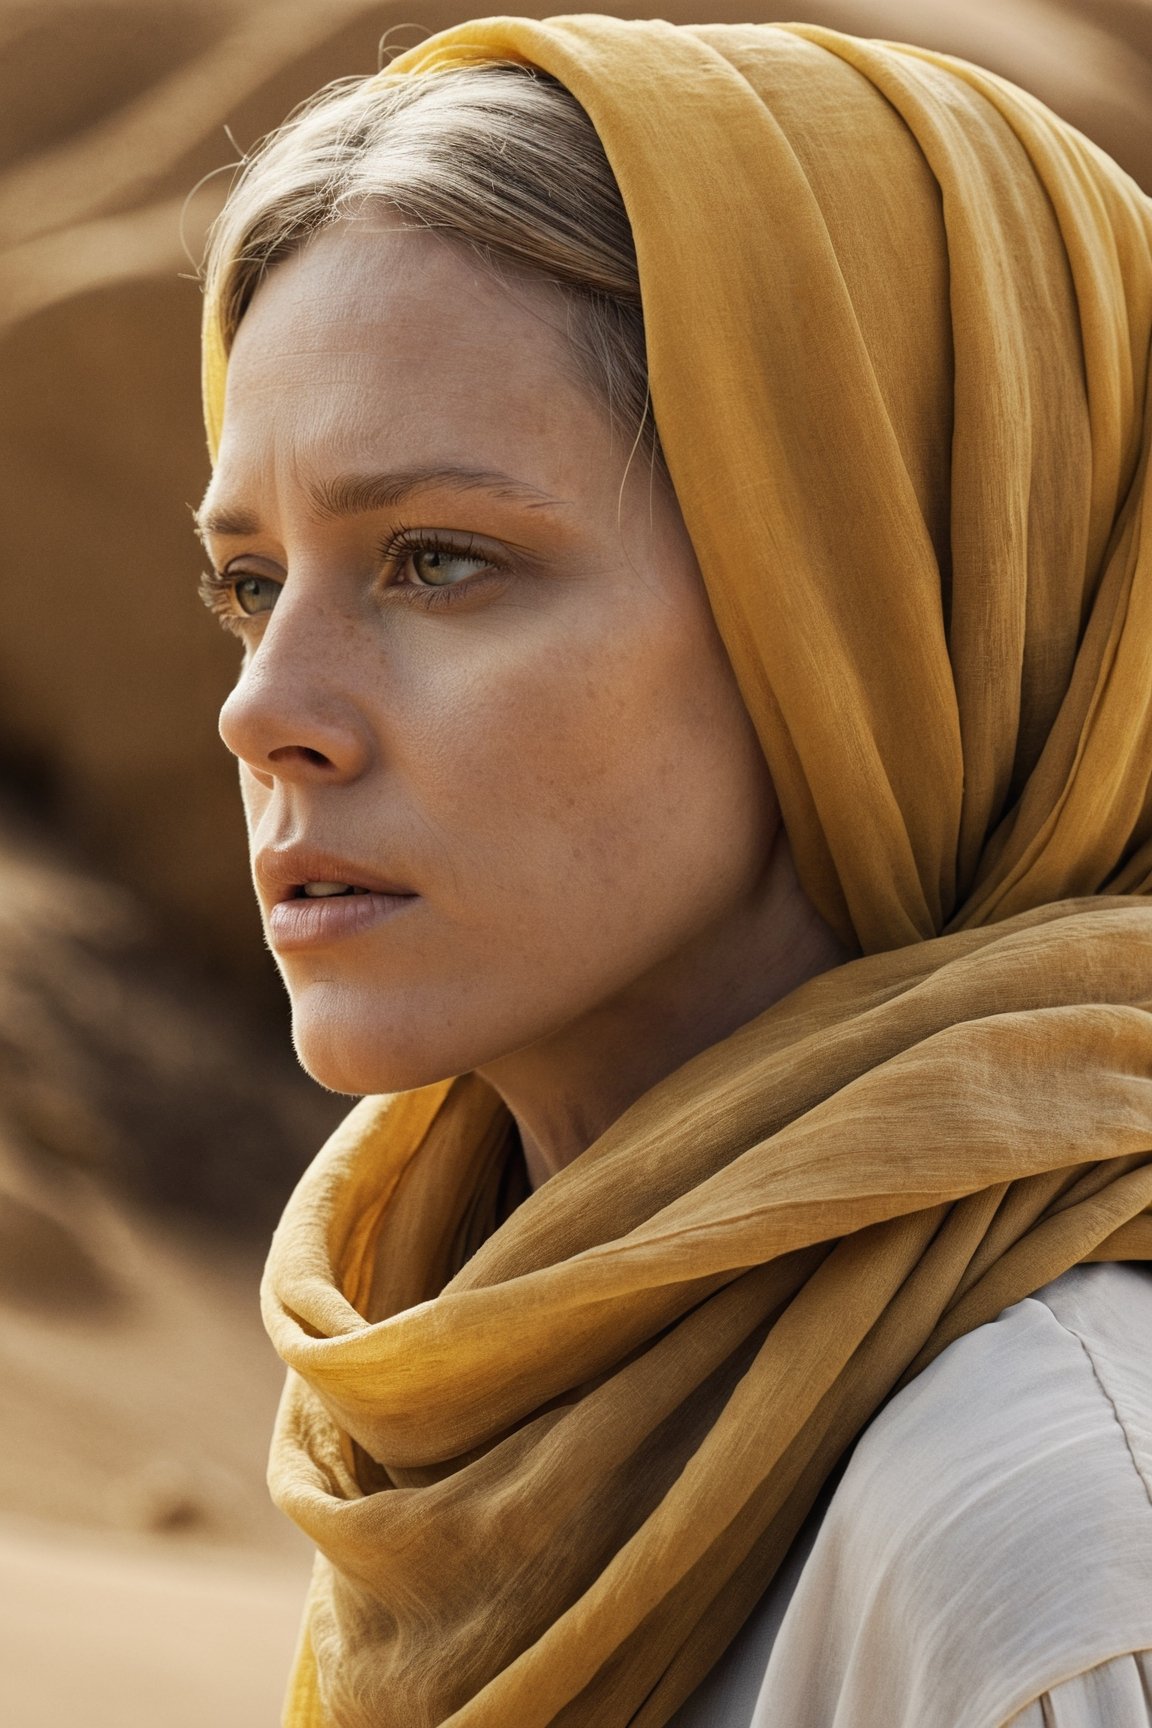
0, 1167, 306, 1551
0, 1518, 310, 1728
0, 1155, 313, 1723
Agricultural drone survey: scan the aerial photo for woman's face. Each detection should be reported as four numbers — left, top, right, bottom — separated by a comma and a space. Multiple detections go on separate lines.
202, 216, 778, 1095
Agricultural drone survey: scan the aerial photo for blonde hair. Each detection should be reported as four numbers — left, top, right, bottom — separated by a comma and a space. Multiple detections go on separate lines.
203, 61, 659, 461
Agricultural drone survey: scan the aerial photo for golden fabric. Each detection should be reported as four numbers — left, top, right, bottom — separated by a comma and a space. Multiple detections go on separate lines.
200, 16, 1152, 1728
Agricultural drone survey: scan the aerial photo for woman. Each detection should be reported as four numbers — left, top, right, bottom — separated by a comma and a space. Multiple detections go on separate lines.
196, 16, 1152, 1727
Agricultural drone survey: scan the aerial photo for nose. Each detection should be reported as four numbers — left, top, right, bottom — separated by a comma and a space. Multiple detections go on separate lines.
217, 589, 374, 786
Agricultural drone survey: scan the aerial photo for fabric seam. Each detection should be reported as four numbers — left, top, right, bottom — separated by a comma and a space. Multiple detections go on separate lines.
1041, 1301, 1152, 1515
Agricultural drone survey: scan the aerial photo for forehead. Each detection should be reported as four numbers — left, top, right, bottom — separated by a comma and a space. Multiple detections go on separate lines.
214, 217, 605, 492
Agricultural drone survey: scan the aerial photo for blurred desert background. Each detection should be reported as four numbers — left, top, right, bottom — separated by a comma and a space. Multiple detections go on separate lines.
1, 0, 1149, 1722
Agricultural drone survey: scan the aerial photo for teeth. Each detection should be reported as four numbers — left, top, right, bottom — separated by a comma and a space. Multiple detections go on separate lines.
302, 881, 353, 898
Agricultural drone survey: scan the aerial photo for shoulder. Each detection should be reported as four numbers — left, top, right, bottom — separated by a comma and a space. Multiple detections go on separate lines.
847, 1261, 1152, 1554
757, 1263, 1152, 1728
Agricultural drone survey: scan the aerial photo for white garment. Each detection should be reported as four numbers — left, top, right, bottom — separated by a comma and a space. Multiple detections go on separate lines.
672, 1263, 1152, 1728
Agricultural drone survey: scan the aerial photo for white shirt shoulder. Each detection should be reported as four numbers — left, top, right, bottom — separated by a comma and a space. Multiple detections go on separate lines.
674, 1263, 1152, 1728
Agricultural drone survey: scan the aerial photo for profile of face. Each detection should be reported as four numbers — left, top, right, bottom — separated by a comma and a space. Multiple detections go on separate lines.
201, 213, 784, 1107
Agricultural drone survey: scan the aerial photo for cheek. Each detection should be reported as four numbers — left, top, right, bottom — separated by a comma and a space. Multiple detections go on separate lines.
400, 595, 772, 941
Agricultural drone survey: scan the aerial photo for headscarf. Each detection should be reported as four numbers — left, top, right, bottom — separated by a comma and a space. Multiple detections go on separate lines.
201, 17, 1152, 1727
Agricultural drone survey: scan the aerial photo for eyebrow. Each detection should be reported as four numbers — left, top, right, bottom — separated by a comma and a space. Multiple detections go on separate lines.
193, 463, 566, 539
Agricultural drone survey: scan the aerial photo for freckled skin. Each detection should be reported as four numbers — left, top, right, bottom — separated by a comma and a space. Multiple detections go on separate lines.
207, 216, 847, 1184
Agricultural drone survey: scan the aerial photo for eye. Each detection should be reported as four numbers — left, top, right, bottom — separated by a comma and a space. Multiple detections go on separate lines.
406, 546, 492, 588
197, 564, 283, 636
234, 572, 281, 615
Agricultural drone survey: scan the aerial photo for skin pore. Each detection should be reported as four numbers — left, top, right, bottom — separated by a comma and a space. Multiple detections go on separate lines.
201, 214, 850, 1188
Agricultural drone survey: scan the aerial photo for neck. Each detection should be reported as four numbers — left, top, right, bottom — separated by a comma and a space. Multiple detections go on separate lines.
477, 834, 852, 1189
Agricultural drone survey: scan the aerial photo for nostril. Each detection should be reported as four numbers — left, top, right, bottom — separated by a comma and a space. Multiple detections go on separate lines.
268, 744, 335, 769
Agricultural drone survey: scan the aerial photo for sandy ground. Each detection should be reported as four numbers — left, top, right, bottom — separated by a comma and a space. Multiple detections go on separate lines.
0, 1159, 314, 1724
0, 1518, 311, 1728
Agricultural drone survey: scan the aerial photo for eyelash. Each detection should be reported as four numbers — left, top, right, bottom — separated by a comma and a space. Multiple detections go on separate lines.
197, 527, 509, 636
197, 569, 254, 635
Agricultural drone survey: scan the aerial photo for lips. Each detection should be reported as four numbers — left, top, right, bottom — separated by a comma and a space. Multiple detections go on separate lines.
256, 848, 416, 904
256, 848, 419, 950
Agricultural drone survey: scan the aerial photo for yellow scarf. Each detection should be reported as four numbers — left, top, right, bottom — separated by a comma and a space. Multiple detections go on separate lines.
202, 17, 1152, 1727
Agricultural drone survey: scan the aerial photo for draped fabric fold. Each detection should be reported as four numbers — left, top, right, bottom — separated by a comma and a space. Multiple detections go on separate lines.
200, 16, 1152, 1727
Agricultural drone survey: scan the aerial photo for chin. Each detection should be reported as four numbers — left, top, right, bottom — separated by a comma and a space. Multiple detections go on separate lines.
287, 985, 470, 1098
